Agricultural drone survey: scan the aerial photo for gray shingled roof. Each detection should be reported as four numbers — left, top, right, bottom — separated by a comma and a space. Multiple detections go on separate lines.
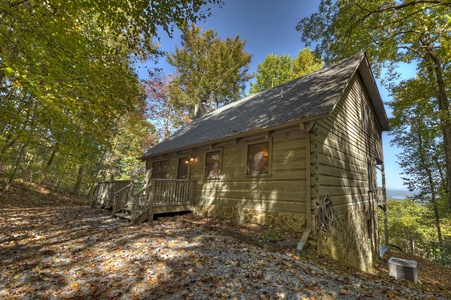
142, 53, 388, 159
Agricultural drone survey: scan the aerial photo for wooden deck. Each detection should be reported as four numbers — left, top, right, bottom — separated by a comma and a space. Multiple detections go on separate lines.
92, 179, 196, 224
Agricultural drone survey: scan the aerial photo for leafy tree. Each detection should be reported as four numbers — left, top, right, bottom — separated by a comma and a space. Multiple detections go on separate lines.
249, 49, 322, 94
383, 199, 432, 253
249, 54, 294, 94
102, 108, 156, 183
292, 48, 323, 78
0, 0, 222, 193
296, 0, 451, 207
381, 199, 451, 265
144, 74, 189, 141
389, 73, 445, 244
166, 23, 252, 115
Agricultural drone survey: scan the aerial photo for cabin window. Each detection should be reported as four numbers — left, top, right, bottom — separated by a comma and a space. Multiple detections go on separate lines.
205, 150, 221, 178
151, 160, 168, 179
247, 141, 270, 175
177, 157, 190, 179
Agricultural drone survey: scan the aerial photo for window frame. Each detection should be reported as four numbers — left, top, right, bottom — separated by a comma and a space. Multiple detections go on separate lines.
151, 159, 169, 179
246, 140, 271, 176
205, 149, 222, 179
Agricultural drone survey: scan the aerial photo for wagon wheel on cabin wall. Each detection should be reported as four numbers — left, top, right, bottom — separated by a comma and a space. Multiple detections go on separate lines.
316, 195, 336, 232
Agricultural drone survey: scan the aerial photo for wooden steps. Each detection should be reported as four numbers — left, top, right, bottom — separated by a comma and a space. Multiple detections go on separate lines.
114, 212, 132, 221
114, 205, 148, 224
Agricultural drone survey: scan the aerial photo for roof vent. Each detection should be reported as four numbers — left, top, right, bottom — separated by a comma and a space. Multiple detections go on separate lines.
388, 257, 418, 283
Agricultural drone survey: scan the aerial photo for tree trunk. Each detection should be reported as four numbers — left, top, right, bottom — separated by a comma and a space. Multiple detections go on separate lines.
0, 137, 16, 163
5, 143, 27, 191
416, 116, 444, 244
425, 166, 443, 244
72, 166, 84, 196
381, 163, 389, 244
432, 196, 443, 245
41, 147, 57, 185
425, 50, 451, 208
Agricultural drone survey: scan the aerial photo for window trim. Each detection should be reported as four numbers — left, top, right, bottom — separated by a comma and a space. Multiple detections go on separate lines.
245, 140, 272, 176
205, 149, 222, 179
150, 159, 169, 179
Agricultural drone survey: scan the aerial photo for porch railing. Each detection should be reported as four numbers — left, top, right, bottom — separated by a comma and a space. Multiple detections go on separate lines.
151, 179, 196, 205
91, 180, 131, 208
97, 179, 196, 224
131, 179, 196, 223
112, 183, 132, 216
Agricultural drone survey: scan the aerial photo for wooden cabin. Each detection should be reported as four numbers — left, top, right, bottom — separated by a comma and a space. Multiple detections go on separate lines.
140, 53, 390, 272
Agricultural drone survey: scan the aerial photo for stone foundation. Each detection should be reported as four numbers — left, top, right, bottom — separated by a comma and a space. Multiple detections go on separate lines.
193, 204, 306, 234
316, 202, 378, 272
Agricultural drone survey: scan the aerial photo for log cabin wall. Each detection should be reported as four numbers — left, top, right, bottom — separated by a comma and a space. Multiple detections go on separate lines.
146, 126, 309, 234
192, 127, 308, 234
314, 72, 383, 272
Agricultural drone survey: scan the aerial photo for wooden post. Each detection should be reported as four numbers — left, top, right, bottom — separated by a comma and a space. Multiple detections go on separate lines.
130, 182, 137, 224
192, 180, 195, 205
112, 192, 118, 216
147, 181, 156, 222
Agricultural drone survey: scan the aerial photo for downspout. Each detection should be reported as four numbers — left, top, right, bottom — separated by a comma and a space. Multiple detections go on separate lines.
296, 122, 315, 255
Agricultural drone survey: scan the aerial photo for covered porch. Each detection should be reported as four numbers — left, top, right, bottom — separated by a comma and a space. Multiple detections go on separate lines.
91, 179, 196, 224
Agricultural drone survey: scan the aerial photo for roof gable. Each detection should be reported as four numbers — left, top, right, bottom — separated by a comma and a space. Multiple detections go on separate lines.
142, 53, 388, 159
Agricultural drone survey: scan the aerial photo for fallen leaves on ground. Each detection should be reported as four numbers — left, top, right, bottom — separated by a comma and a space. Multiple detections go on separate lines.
0, 182, 450, 299
0, 180, 90, 208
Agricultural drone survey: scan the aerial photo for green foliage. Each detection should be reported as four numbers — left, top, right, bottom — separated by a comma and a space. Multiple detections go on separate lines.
383, 199, 431, 249
292, 48, 323, 78
250, 54, 294, 94
102, 107, 156, 183
388, 68, 447, 243
0, 0, 222, 194
250, 49, 322, 94
389, 74, 445, 198
166, 23, 252, 116
296, 1, 451, 75
380, 199, 451, 266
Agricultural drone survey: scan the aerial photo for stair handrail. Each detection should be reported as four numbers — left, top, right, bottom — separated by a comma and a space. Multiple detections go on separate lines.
112, 183, 132, 216
130, 182, 137, 223
131, 183, 153, 224
133, 184, 152, 197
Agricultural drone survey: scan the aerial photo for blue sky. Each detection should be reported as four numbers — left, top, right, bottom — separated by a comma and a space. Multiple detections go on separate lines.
141, 0, 409, 190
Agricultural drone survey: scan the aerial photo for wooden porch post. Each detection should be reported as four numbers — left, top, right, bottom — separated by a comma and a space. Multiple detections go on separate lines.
112, 190, 118, 216
130, 182, 137, 224
147, 181, 156, 222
